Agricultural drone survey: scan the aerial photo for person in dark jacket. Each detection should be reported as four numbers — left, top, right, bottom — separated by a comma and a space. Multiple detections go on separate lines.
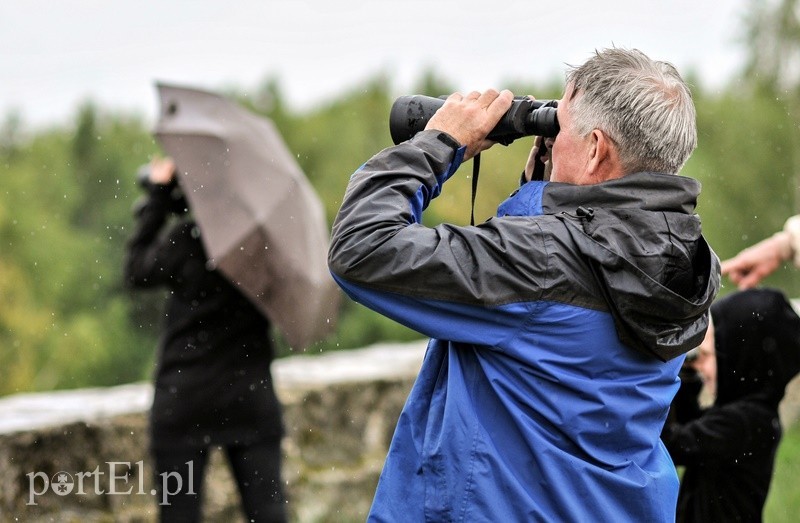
662, 288, 800, 522
328, 48, 719, 521
124, 157, 286, 522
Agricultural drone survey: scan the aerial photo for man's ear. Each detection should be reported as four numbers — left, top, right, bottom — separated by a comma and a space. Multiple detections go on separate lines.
587, 129, 619, 180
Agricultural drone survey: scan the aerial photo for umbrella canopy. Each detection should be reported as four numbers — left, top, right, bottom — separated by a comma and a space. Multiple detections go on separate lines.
153, 82, 339, 349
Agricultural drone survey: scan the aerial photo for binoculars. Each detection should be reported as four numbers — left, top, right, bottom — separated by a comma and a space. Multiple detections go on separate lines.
389, 95, 559, 146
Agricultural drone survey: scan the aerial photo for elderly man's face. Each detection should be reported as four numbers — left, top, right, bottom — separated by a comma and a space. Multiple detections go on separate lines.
547, 84, 595, 185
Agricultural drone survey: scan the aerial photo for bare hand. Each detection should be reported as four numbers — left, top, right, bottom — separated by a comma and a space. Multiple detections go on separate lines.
524, 136, 553, 182
149, 157, 176, 185
720, 232, 791, 289
425, 89, 514, 161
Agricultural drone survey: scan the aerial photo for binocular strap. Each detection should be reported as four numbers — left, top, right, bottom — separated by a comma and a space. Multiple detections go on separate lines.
470, 153, 480, 226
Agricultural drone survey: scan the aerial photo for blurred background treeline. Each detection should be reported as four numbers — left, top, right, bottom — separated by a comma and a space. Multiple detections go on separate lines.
3, 0, 800, 397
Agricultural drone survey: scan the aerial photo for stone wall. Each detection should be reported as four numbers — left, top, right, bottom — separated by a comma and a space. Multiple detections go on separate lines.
1, 339, 799, 522
0, 341, 427, 522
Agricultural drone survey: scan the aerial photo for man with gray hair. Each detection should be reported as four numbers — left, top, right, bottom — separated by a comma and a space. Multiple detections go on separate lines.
328, 48, 720, 521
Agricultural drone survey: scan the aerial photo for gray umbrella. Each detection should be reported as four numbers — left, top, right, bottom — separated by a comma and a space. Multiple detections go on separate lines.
153, 82, 339, 349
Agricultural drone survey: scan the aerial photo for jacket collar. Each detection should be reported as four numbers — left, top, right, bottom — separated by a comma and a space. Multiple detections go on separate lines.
541, 172, 700, 215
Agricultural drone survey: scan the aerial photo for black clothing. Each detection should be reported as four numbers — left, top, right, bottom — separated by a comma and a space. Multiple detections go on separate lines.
662, 288, 800, 522
125, 183, 283, 450
125, 182, 287, 522
155, 441, 286, 522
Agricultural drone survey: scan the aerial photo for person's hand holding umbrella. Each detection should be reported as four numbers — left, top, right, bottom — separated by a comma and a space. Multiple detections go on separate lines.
148, 156, 177, 186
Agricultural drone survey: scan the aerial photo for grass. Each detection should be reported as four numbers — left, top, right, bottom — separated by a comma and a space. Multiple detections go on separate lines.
764, 421, 800, 522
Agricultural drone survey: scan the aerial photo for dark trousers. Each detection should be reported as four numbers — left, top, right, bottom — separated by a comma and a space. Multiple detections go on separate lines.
154, 441, 286, 523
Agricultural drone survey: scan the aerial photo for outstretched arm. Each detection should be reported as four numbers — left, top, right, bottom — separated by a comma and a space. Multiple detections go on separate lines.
721, 231, 792, 290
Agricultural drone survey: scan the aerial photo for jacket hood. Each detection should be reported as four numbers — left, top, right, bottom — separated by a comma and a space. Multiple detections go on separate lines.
712, 288, 800, 407
546, 172, 720, 361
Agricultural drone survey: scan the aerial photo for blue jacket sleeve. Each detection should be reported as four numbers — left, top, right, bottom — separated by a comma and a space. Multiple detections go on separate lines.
328, 130, 546, 346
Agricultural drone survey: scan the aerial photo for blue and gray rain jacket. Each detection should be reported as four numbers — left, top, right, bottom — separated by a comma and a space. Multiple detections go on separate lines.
328, 130, 720, 522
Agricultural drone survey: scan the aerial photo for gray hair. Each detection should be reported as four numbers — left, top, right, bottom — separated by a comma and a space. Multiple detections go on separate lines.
565, 48, 697, 174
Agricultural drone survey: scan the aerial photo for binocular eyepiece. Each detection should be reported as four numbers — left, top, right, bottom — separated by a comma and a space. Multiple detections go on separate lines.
389, 95, 559, 146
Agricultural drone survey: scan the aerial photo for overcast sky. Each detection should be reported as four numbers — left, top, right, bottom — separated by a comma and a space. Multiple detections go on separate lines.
1, 0, 752, 128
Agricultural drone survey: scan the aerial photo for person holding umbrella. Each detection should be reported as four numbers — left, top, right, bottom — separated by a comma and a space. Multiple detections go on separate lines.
124, 156, 287, 522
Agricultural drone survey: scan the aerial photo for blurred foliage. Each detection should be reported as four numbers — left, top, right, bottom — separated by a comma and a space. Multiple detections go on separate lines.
3, 2, 800, 395
765, 420, 800, 521
686, 86, 800, 297
742, 0, 800, 97
0, 106, 161, 393
695, 0, 800, 297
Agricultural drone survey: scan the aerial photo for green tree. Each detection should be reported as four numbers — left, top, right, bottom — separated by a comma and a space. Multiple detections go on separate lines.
742, 0, 800, 96
0, 108, 160, 395
697, 0, 800, 296
7, 34, 800, 394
